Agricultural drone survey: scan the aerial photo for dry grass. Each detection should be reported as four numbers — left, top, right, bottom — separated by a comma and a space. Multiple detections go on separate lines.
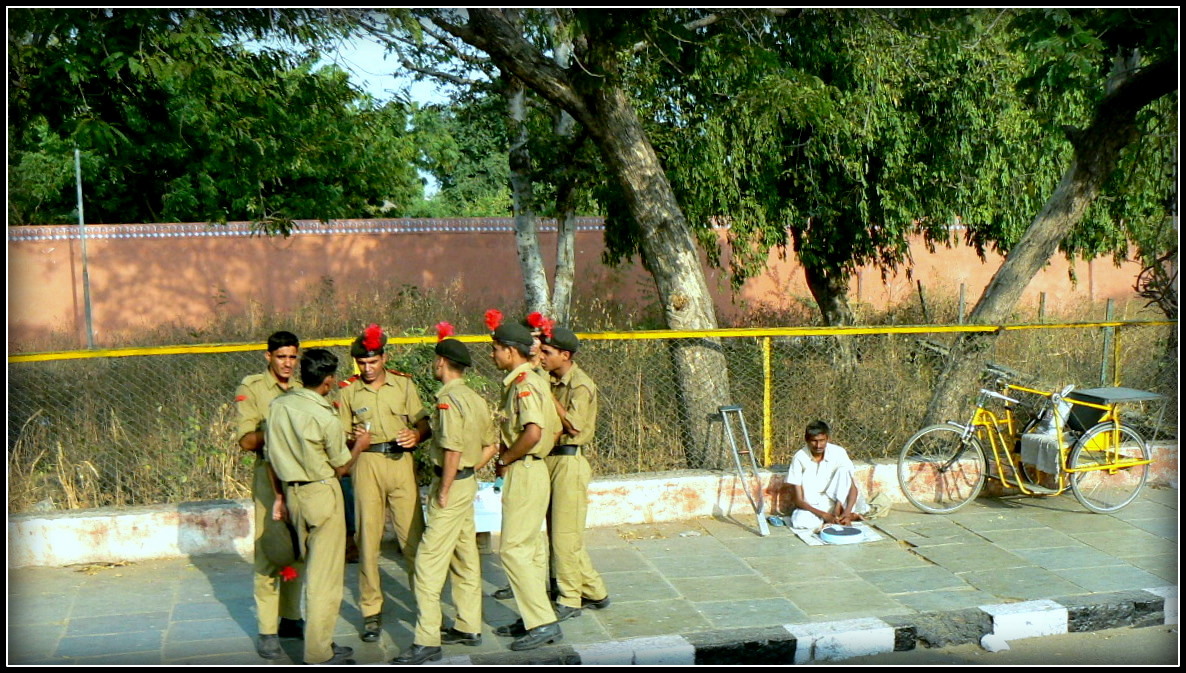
7, 278, 1176, 513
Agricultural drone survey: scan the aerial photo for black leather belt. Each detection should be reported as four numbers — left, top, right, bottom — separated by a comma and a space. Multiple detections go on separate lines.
550, 444, 580, 456
433, 466, 474, 479
365, 441, 411, 454
286, 479, 329, 487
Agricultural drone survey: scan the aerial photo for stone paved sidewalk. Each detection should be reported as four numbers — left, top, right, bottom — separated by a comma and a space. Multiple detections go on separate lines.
8, 487, 1178, 665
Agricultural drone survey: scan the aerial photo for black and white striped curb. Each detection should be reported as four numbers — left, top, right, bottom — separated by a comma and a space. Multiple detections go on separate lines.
425, 586, 1176, 665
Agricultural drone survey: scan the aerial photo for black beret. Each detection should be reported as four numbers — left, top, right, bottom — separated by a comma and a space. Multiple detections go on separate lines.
543, 326, 580, 353
350, 325, 387, 358
493, 323, 534, 349
434, 338, 472, 367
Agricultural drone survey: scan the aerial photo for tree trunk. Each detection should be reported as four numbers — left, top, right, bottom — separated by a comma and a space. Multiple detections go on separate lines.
921, 55, 1177, 428
440, 9, 733, 468
802, 262, 855, 327
504, 71, 551, 316
552, 179, 577, 326
548, 14, 577, 326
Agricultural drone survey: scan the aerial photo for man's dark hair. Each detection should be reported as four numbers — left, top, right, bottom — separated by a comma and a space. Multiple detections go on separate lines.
805, 420, 831, 437
299, 348, 338, 388
496, 338, 533, 359
267, 330, 300, 352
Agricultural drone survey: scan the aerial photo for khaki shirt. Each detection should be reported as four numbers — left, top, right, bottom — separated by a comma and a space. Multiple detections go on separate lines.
265, 387, 350, 483
336, 370, 423, 443
234, 369, 300, 444
499, 362, 561, 458
551, 362, 598, 446
429, 378, 496, 470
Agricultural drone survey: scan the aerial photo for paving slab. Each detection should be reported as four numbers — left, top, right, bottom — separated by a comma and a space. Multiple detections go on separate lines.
1052, 565, 1172, 593
6, 490, 1177, 665
857, 565, 970, 594
911, 542, 1032, 572
958, 566, 1091, 600
1069, 527, 1175, 558
971, 527, 1082, 549
1014, 545, 1127, 570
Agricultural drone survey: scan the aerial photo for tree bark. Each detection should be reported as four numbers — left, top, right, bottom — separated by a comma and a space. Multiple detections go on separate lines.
802, 262, 855, 327
504, 69, 551, 316
921, 56, 1177, 428
435, 9, 733, 467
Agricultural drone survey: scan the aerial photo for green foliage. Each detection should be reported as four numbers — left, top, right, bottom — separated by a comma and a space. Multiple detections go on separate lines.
407, 100, 512, 217
8, 8, 423, 229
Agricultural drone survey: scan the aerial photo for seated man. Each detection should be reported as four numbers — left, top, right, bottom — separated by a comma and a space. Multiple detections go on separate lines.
786, 420, 868, 529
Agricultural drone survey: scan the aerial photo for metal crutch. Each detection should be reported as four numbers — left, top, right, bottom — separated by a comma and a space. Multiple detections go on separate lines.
719, 405, 770, 537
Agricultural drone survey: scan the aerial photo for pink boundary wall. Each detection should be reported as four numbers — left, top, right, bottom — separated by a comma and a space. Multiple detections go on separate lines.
7, 218, 1145, 350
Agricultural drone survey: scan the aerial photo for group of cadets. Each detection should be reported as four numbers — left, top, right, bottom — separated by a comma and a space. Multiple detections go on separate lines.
233, 312, 610, 665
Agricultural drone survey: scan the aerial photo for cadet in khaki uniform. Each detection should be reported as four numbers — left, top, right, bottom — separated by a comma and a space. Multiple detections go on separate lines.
337, 324, 428, 642
487, 314, 564, 651
233, 330, 305, 659
266, 348, 364, 666
394, 330, 499, 665
540, 327, 611, 619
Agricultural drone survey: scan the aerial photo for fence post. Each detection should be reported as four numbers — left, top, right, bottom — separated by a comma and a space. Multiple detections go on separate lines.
1038, 292, 1047, 323
762, 336, 773, 467
1100, 299, 1115, 385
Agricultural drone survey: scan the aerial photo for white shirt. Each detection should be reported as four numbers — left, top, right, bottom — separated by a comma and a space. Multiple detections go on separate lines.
786, 442, 855, 501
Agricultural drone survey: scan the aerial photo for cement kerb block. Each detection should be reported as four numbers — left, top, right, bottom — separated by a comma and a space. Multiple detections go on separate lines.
785, 618, 895, 664
1143, 586, 1178, 625
980, 599, 1068, 641
572, 641, 635, 666
427, 655, 473, 666
626, 635, 696, 665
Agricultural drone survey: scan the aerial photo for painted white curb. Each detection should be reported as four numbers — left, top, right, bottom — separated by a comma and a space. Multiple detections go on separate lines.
981, 599, 1069, 641
785, 617, 895, 663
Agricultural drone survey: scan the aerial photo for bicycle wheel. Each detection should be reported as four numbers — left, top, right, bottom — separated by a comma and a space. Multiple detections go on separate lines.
1068, 423, 1150, 513
898, 425, 987, 514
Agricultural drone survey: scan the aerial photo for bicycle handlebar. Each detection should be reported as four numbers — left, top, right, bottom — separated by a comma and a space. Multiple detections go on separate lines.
979, 388, 1022, 405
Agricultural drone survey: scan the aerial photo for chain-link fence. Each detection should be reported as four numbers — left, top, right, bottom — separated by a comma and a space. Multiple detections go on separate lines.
8, 322, 1177, 514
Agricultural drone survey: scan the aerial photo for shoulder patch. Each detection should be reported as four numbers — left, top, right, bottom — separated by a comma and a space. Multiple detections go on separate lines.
333, 401, 341, 408
437, 402, 450, 410
518, 390, 532, 398
339, 374, 360, 388
515, 372, 528, 384
387, 369, 412, 378
235, 394, 248, 402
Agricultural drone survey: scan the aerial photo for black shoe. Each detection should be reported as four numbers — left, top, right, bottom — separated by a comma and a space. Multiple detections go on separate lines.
391, 644, 443, 665
440, 627, 482, 646
509, 622, 563, 651
553, 603, 582, 622
361, 615, 382, 642
256, 634, 281, 660
309, 643, 354, 665
582, 595, 612, 610
494, 619, 527, 638
278, 617, 305, 639
492, 585, 514, 600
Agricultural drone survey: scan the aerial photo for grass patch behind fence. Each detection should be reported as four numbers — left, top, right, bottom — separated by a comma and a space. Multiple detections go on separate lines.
7, 279, 1176, 513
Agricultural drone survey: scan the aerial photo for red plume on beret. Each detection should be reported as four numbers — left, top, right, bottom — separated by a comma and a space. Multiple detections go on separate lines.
484, 309, 503, 332
435, 321, 455, 342
540, 317, 555, 340
526, 312, 545, 329
362, 323, 384, 352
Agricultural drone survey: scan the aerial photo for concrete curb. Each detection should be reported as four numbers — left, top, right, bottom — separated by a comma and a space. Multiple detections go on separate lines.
453, 587, 1176, 665
8, 445, 1177, 568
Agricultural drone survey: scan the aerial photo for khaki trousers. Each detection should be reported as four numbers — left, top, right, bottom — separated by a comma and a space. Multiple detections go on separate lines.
412, 476, 481, 646
353, 451, 425, 618
500, 457, 554, 630
285, 479, 345, 665
252, 459, 303, 634
545, 453, 607, 608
